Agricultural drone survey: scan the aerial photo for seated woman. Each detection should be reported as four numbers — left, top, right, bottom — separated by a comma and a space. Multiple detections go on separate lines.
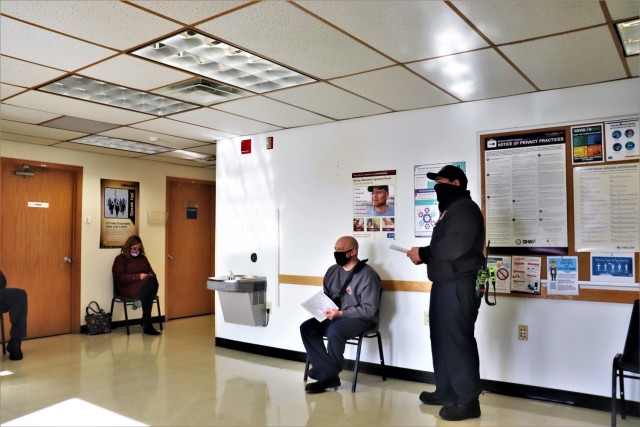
112, 235, 161, 335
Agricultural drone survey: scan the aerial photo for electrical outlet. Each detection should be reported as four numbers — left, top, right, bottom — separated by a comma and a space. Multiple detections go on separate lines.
266, 301, 272, 310
518, 324, 528, 341
424, 311, 430, 325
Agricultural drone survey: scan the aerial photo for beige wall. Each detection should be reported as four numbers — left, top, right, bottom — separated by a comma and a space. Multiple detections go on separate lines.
0, 139, 214, 322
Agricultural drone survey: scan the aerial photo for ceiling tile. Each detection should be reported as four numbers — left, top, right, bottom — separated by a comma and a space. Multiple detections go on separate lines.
627, 57, 639, 76
0, 57, 66, 88
0, 132, 60, 146
132, 118, 232, 142
141, 155, 212, 167
298, 0, 488, 62
1, 83, 26, 100
189, 144, 217, 155
99, 127, 207, 150
6, 91, 154, 125
213, 97, 334, 128
0, 16, 116, 71
606, 0, 640, 20
0, 0, 182, 51
43, 116, 121, 133
451, 0, 605, 44
265, 82, 390, 120
172, 107, 281, 136
196, 1, 393, 79
0, 119, 86, 140
131, 0, 252, 25
81, 55, 193, 91
408, 49, 535, 101
0, 104, 60, 124
500, 27, 628, 90
331, 66, 458, 111
54, 141, 145, 157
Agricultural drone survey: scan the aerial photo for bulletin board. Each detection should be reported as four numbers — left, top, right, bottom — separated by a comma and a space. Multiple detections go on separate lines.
479, 116, 639, 304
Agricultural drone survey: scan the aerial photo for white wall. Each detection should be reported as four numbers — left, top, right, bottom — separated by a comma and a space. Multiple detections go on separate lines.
0, 141, 213, 322
214, 78, 640, 399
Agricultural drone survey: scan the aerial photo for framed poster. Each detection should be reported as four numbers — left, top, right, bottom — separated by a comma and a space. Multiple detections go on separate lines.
100, 179, 139, 248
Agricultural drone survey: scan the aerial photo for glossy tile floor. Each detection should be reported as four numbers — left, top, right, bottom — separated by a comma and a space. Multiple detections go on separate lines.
1, 315, 637, 426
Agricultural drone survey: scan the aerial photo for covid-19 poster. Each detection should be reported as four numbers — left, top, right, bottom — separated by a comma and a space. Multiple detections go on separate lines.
100, 179, 139, 248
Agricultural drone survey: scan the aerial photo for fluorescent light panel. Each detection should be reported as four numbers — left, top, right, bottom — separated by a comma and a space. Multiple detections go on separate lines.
132, 30, 315, 93
153, 78, 251, 105
71, 135, 171, 154
616, 19, 640, 56
39, 75, 198, 116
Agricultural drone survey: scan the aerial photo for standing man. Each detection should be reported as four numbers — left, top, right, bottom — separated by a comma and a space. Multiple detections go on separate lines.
407, 165, 485, 421
300, 236, 381, 394
367, 185, 394, 216
0, 270, 28, 360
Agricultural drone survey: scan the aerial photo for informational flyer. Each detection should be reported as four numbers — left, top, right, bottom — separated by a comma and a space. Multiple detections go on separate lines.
511, 256, 542, 294
100, 179, 139, 248
591, 253, 636, 284
571, 124, 603, 164
573, 164, 639, 252
487, 255, 512, 293
605, 118, 639, 162
353, 170, 396, 239
413, 161, 466, 238
547, 256, 579, 295
484, 130, 568, 255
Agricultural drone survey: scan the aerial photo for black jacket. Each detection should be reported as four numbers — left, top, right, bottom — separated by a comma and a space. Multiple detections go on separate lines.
418, 194, 485, 283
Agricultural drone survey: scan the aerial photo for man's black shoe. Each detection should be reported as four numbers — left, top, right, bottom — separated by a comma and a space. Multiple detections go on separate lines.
439, 400, 481, 421
304, 377, 340, 394
7, 338, 23, 361
419, 391, 443, 405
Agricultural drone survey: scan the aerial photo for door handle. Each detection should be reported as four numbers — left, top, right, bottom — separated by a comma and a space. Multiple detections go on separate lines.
64, 257, 72, 264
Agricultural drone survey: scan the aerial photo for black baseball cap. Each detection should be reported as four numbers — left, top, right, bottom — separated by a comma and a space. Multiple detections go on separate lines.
426, 165, 468, 189
367, 185, 389, 192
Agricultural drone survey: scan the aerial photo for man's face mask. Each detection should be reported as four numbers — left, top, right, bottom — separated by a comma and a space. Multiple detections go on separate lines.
334, 249, 352, 266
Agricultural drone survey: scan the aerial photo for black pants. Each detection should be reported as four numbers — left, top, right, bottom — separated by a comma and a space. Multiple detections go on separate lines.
0, 288, 28, 340
300, 317, 372, 382
138, 276, 159, 324
430, 278, 482, 405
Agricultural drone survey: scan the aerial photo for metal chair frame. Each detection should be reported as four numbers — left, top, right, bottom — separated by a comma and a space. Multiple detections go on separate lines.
611, 299, 640, 427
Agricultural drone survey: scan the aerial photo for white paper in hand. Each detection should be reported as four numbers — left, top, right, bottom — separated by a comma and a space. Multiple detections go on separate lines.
389, 244, 409, 253
301, 291, 338, 322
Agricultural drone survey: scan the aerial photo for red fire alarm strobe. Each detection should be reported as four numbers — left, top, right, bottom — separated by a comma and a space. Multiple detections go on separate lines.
241, 139, 251, 154
266, 137, 274, 150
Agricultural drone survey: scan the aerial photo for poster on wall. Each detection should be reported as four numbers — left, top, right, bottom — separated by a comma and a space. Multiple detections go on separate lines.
573, 164, 639, 252
547, 256, 579, 296
484, 130, 568, 255
571, 124, 603, 164
511, 256, 542, 294
353, 170, 396, 239
591, 253, 636, 284
100, 179, 139, 248
487, 255, 512, 293
605, 118, 639, 162
413, 161, 466, 238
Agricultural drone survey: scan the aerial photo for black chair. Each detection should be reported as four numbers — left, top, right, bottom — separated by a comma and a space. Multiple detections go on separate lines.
611, 299, 640, 427
304, 289, 386, 392
109, 279, 163, 336
0, 313, 6, 355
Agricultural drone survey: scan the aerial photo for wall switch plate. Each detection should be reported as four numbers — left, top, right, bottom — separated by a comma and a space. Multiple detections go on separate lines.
518, 324, 528, 341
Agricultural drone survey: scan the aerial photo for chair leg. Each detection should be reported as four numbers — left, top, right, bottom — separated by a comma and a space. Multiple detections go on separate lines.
0, 314, 6, 355
376, 332, 387, 381
303, 356, 310, 381
352, 336, 365, 393
612, 363, 618, 427
620, 370, 626, 419
123, 302, 130, 336
155, 298, 163, 330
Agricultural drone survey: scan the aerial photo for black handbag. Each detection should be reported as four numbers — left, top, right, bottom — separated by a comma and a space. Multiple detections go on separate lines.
85, 301, 111, 335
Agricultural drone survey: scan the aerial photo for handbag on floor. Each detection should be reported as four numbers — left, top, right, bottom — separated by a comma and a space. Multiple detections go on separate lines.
85, 301, 111, 335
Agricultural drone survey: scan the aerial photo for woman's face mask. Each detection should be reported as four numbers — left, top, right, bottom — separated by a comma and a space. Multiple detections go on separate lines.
130, 245, 141, 257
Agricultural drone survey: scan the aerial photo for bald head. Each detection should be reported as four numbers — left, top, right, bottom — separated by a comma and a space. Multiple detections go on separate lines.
335, 236, 358, 252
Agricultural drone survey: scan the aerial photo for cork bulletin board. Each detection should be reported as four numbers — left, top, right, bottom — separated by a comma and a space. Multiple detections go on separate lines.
479, 116, 639, 304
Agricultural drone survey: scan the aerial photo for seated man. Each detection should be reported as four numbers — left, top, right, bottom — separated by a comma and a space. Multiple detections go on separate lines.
300, 236, 381, 393
0, 270, 28, 360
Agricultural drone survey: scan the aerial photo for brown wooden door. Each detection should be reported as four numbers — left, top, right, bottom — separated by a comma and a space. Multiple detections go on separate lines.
166, 178, 215, 319
1, 158, 79, 338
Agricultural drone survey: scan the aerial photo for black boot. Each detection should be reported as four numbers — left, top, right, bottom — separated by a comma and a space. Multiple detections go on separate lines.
7, 338, 23, 360
143, 323, 160, 335
142, 309, 160, 335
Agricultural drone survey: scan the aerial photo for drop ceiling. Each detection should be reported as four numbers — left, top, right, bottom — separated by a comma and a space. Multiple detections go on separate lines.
0, 0, 638, 169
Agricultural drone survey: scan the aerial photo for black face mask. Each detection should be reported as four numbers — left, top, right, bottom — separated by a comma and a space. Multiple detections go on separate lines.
334, 250, 352, 266
434, 183, 467, 210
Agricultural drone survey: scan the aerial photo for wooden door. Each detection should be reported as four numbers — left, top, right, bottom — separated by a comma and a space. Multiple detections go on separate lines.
166, 178, 215, 319
0, 158, 80, 338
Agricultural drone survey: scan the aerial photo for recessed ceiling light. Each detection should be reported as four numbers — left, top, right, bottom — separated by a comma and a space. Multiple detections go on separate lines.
153, 78, 251, 105
616, 19, 640, 56
71, 135, 172, 154
39, 75, 198, 116
131, 30, 315, 93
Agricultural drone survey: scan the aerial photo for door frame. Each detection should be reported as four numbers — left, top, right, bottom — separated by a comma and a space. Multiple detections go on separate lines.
0, 157, 83, 333
165, 176, 216, 319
